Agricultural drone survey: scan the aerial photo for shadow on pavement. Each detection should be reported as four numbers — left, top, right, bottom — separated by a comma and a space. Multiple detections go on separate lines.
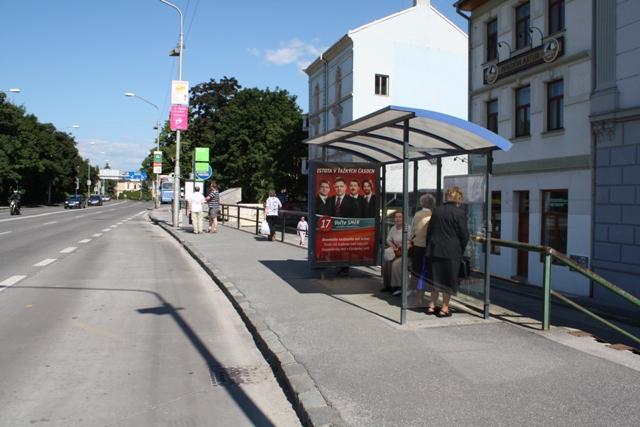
10, 285, 278, 427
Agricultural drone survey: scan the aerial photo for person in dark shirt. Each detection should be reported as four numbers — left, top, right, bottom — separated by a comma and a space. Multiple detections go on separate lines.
314, 180, 334, 216
360, 179, 377, 218
332, 177, 359, 218
425, 186, 469, 317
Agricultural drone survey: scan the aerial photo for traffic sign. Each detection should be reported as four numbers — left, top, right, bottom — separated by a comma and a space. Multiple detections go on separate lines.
195, 165, 213, 181
170, 105, 188, 131
153, 151, 162, 174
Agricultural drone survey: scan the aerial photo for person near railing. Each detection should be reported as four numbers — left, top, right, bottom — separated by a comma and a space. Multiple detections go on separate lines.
205, 181, 220, 233
424, 187, 469, 317
264, 189, 282, 241
409, 194, 435, 303
187, 185, 206, 234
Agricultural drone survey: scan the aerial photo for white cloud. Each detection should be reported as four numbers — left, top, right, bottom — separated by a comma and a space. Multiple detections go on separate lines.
78, 138, 153, 172
261, 38, 325, 69
246, 47, 260, 57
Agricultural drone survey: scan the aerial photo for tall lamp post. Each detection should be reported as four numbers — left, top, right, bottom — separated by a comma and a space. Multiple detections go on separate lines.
125, 92, 161, 208
160, 0, 184, 228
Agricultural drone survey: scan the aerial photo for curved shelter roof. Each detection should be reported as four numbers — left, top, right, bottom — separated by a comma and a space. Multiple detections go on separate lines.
303, 105, 512, 164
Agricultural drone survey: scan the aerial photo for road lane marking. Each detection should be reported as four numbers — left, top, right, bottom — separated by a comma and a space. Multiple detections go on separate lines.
77, 215, 85, 218
92, 233, 102, 237
0, 201, 127, 223
0, 231, 12, 236
102, 228, 111, 232
78, 239, 91, 244
60, 246, 77, 254
0, 275, 27, 292
43, 221, 58, 225
33, 259, 57, 267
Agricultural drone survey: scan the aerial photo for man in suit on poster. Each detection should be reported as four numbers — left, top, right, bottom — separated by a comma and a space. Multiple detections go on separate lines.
314, 180, 334, 216
361, 179, 377, 218
332, 177, 359, 218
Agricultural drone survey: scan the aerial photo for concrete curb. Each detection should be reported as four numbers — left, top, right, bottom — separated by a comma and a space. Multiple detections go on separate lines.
148, 212, 345, 427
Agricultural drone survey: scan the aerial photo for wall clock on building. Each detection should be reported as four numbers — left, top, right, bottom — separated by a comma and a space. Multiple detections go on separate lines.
543, 38, 560, 63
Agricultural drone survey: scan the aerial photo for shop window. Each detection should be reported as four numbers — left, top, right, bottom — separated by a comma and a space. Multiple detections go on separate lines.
541, 189, 568, 255
547, 79, 564, 131
491, 191, 501, 254
515, 85, 530, 137
549, 0, 565, 34
487, 19, 498, 61
487, 99, 498, 133
375, 74, 389, 96
515, 2, 530, 50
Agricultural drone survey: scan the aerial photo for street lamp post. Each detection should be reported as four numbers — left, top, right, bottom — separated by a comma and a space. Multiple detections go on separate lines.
160, 0, 184, 228
125, 92, 161, 208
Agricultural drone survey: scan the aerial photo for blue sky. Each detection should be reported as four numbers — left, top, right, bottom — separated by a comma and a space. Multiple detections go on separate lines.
2, 0, 466, 171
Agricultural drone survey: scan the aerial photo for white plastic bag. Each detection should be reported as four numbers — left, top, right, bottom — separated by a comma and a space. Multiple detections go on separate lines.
260, 220, 270, 236
383, 246, 396, 262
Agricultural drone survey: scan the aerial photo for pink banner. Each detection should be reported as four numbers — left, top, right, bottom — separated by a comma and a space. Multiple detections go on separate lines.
170, 105, 188, 131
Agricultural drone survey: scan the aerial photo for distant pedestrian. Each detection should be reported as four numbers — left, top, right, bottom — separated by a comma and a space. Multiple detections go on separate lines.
264, 190, 282, 241
188, 185, 207, 234
205, 181, 220, 233
297, 216, 308, 245
425, 187, 469, 317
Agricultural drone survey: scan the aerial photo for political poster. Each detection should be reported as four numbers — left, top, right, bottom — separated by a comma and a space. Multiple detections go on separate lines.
308, 162, 380, 268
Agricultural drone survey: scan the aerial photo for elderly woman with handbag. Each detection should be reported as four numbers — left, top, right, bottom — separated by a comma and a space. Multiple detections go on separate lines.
425, 187, 469, 317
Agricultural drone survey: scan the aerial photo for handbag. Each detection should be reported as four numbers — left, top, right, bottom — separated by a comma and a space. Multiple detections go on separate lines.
259, 220, 270, 236
383, 247, 396, 262
459, 257, 471, 279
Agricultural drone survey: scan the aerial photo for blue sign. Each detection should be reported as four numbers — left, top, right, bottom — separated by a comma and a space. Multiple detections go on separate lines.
125, 171, 148, 181
195, 165, 213, 181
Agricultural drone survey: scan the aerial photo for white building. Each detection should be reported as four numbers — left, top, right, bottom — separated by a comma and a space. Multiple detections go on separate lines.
458, 0, 640, 306
304, 0, 468, 193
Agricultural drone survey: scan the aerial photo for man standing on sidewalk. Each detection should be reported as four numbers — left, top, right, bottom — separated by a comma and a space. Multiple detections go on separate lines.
188, 185, 206, 234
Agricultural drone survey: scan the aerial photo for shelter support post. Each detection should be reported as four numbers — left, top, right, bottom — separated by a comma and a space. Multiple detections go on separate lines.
413, 160, 419, 213
380, 165, 387, 268
401, 120, 410, 325
436, 158, 442, 205
483, 151, 493, 320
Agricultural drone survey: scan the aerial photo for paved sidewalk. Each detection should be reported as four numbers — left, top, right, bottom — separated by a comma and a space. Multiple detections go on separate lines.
150, 208, 640, 427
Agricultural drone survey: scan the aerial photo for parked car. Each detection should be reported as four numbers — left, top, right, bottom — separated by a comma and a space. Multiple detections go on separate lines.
65, 195, 85, 209
101, 195, 111, 202
87, 194, 103, 206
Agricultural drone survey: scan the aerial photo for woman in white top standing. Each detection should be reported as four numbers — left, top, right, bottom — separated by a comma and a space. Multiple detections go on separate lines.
264, 190, 282, 241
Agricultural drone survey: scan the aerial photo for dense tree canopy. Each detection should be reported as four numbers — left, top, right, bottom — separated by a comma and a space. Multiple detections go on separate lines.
140, 77, 308, 202
0, 93, 93, 204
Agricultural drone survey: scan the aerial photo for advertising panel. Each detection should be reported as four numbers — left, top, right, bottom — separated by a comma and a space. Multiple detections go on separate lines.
170, 105, 189, 131
171, 80, 189, 106
308, 162, 380, 268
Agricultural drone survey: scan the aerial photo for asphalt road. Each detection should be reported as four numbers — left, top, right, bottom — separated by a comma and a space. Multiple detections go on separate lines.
0, 201, 300, 426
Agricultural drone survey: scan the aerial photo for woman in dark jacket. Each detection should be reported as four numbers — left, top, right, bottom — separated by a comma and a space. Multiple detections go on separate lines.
425, 186, 469, 317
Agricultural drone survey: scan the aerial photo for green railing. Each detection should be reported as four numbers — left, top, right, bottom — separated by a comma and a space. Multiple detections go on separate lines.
472, 235, 640, 346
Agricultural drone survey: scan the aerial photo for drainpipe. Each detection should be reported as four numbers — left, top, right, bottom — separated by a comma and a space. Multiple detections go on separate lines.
321, 54, 329, 161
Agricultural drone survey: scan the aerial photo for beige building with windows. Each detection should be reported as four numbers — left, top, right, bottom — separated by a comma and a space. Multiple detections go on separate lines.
456, 0, 593, 295
458, 0, 640, 306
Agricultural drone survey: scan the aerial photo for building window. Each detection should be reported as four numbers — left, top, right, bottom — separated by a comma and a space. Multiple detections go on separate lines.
549, 0, 565, 34
313, 84, 320, 113
491, 191, 501, 254
335, 67, 342, 100
515, 2, 530, 50
541, 189, 568, 254
515, 85, 530, 137
375, 74, 389, 96
487, 99, 498, 133
487, 19, 498, 61
547, 79, 564, 131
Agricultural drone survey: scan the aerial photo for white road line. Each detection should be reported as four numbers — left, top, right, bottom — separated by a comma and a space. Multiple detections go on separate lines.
0, 275, 27, 292
92, 233, 102, 237
77, 215, 85, 218
78, 239, 91, 244
102, 228, 111, 232
60, 246, 77, 254
0, 201, 127, 223
33, 258, 57, 267
0, 231, 12, 236
43, 221, 58, 225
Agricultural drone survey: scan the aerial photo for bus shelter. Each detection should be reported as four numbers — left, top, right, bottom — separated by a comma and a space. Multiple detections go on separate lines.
304, 105, 512, 324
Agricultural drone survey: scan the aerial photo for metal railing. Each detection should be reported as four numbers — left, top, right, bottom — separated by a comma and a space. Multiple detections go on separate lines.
472, 235, 640, 345
220, 203, 307, 242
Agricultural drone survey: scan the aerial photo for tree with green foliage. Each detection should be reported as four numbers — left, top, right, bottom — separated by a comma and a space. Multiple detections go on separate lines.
213, 87, 307, 201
